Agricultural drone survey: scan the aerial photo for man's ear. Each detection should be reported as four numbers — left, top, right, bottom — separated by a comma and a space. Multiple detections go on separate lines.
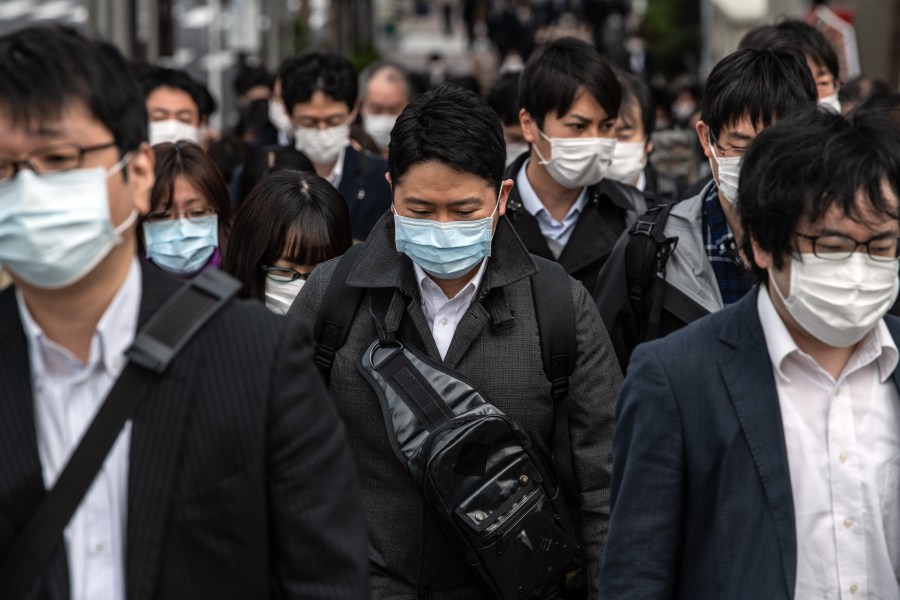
696, 120, 713, 160
497, 178, 514, 217
128, 142, 155, 216
349, 100, 361, 123
748, 233, 772, 271
519, 108, 539, 145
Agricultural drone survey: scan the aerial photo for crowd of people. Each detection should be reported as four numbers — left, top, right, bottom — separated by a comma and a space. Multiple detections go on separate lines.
0, 5, 899, 600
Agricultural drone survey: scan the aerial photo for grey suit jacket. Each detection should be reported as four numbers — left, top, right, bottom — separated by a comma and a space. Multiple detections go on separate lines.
602, 286, 900, 599
0, 265, 370, 599
289, 213, 623, 600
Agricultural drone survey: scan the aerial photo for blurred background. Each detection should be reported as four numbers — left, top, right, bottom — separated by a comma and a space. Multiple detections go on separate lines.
0, 0, 895, 132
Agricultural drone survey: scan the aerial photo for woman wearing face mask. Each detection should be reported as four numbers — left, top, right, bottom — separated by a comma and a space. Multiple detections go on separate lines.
142, 141, 233, 277
223, 170, 352, 314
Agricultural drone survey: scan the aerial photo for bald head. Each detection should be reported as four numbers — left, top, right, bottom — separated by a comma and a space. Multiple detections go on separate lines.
361, 64, 411, 116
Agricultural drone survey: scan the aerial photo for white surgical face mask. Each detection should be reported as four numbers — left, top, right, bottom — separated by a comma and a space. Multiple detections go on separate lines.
294, 124, 349, 165
264, 277, 305, 315
363, 113, 398, 150
148, 119, 201, 146
819, 93, 842, 114
534, 129, 616, 189
268, 100, 294, 134
505, 142, 529, 166
771, 252, 900, 347
708, 135, 742, 206
0, 155, 136, 289
143, 214, 219, 277
607, 140, 648, 185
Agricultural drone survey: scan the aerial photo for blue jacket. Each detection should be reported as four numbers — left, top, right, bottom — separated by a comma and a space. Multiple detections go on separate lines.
601, 285, 900, 599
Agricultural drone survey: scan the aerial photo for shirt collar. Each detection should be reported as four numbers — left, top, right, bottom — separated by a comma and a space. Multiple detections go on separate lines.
515, 158, 588, 224
413, 257, 488, 304
757, 284, 899, 383
327, 144, 348, 188
18, 257, 142, 377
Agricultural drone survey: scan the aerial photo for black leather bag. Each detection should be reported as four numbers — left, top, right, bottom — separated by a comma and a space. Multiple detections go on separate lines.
357, 318, 584, 600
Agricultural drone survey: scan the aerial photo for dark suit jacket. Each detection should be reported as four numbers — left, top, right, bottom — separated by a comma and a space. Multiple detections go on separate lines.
601, 286, 900, 599
504, 152, 649, 293
0, 265, 369, 599
290, 213, 623, 600
338, 146, 392, 241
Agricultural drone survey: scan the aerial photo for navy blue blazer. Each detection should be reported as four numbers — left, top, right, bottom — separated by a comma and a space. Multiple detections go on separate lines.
337, 146, 392, 241
601, 286, 900, 599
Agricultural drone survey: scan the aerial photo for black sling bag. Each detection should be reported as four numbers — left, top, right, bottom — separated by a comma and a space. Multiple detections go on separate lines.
0, 269, 241, 600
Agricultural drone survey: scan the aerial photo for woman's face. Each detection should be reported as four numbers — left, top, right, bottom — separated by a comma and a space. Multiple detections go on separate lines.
156, 175, 213, 218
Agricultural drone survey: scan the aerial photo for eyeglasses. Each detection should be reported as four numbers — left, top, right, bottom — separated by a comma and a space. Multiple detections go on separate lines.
145, 206, 217, 223
796, 232, 900, 262
0, 141, 118, 181
709, 131, 750, 159
261, 264, 312, 282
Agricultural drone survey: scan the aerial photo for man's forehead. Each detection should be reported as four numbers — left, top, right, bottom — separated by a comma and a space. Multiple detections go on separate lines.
804, 186, 900, 232
0, 101, 102, 144
719, 116, 762, 140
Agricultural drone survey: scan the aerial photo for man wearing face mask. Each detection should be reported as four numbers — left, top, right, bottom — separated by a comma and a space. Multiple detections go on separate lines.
137, 66, 207, 147
504, 37, 650, 293
602, 107, 900, 600
359, 62, 414, 158
289, 83, 622, 599
280, 51, 393, 241
594, 47, 818, 371
0, 26, 369, 599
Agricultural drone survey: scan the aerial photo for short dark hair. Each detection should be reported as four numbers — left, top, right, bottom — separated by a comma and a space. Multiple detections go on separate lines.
486, 72, 521, 127
739, 108, 900, 282
223, 170, 353, 301
147, 141, 235, 248
138, 66, 204, 114
388, 83, 505, 193
0, 25, 147, 155
237, 145, 315, 206
518, 37, 621, 129
614, 68, 655, 139
280, 51, 358, 113
700, 47, 817, 140
740, 20, 840, 81
233, 64, 271, 98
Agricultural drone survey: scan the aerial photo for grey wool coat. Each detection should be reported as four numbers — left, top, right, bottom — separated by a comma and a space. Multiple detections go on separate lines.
289, 212, 623, 600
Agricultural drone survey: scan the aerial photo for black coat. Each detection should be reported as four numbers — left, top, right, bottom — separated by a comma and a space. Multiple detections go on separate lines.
338, 146, 393, 241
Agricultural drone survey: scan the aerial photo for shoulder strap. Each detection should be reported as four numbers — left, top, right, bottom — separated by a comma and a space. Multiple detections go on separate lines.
624, 203, 679, 341
313, 244, 366, 382
0, 268, 241, 600
529, 257, 579, 503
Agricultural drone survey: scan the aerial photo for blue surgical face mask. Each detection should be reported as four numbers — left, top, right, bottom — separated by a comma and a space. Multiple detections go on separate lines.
394, 190, 501, 280
143, 214, 218, 277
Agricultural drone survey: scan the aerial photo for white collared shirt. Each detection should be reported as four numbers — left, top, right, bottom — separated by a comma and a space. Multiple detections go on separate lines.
758, 289, 900, 599
327, 144, 348, 189
516, 159, 588, 257
413, 259, 488, 360
18, 257, 141, 600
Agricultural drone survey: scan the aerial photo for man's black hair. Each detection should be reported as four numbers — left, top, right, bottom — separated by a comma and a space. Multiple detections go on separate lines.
194, 80, 218, 122
0, 25, 147, 154
740, 20, 840, 81
700, 47, 817, 140
280, 51, 358, 113
518, 36, 621, 128
388, 83, 505, 193
486, 72, 521, 127
234, 64, 271, 98
614, 69, 655, 139
138, 65, 205, 115
739, 108, 900, 283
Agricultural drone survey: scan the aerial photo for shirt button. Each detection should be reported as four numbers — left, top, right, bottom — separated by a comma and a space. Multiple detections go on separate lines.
93, 543, 104, 554
440, 317, 448, 326
851, 584, 859, 594
844, 517, 853, 528
835, 388, 842, 397
839, 452, 848, 463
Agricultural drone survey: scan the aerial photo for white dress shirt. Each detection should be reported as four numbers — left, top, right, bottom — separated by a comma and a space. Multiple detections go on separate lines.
758, 289, 900, 599
516, 159, 588, 257
327, 144, 347, 189
413, 259, 488, 360
18, 258, 141, 600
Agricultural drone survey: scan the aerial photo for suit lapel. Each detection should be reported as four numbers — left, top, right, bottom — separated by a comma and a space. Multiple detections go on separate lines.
126, 266, 199, 600
717, 289, 796, 596
556, 195, 622, 275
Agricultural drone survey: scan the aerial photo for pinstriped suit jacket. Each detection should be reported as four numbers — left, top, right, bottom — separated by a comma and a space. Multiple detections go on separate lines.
0, 265, 369, 599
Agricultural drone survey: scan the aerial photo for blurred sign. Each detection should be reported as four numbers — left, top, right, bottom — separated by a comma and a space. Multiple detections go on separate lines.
710, 0, 768, 24
807, 4, 860, 80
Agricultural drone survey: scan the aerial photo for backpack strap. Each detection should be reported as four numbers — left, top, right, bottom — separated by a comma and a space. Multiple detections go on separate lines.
313, 244, 366, 381
0, 268, 241, 600
530, 257, 579, 504
624, 203, 679, 341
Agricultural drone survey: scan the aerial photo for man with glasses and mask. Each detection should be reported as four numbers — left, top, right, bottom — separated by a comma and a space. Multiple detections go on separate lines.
0, 26, 368, 599
289, 83, 622, 599
280, 51, 392, 241
602, 108, 900, 600
594, 47, 818, 371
